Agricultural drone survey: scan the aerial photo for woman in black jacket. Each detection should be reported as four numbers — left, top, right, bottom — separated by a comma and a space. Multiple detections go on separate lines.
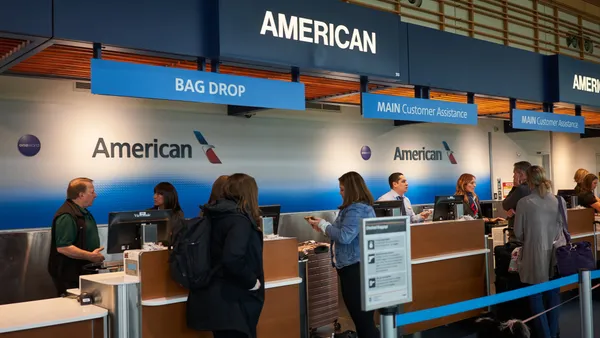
187, 173, 264, 338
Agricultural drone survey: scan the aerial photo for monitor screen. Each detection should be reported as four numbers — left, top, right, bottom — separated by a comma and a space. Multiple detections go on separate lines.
432, 195, 464, 221
372, 200, 405, 218
107, 209, 172, 254
557, 189, 577, 208
259, 205, 281, 234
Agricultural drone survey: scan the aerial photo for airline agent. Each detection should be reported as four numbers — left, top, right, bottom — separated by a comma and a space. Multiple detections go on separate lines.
377, 172, 431, 223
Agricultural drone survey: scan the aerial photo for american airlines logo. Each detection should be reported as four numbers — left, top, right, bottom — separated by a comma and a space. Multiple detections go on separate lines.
91, 130, 223, 164
572, 74, 600, 94
193, 131, 222, 164
259, 11, 377, 54
393, 141, 458, 164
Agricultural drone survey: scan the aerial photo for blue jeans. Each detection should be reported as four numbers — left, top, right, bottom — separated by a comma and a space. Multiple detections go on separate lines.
528, 287, 560, 338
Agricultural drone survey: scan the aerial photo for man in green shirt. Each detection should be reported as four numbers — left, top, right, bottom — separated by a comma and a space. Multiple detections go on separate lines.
48, 177, 105, 296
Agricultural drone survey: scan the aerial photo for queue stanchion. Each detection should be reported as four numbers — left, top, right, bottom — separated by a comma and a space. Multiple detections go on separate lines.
360, 216, 412, 338
579, 269, 594, 338
379, 306, 397, 338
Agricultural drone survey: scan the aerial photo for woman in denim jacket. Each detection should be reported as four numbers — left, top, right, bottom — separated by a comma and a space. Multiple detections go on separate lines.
308, 171, 378, 338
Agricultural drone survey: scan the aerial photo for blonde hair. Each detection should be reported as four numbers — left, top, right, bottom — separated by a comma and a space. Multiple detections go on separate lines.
574, 168, 589, 184
527, 166, 552, 197
456, 173, 477, 205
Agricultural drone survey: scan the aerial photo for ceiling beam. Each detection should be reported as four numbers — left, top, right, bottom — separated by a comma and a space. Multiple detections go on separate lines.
0, 38, 54, 74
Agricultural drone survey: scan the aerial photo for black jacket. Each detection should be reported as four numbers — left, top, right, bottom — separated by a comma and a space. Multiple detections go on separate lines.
463, 197, 483, 219
186, 199, 265, 338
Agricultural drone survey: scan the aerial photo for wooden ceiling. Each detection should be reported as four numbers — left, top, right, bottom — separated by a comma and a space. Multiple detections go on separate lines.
1, 39, 599, 125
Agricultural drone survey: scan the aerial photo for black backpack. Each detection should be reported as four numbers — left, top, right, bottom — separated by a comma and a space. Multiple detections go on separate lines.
168, 215, 219, 290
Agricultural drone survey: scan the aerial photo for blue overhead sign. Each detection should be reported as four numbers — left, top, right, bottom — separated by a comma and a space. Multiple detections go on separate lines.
217, 0, 406, 80
555, 55, 600, 108
361, 93, 478, 125
90, 59, 305, 110
511, 109, 585, 134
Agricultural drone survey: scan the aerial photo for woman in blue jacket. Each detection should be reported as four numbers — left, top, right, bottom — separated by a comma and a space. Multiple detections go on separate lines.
308, 171, 378, 338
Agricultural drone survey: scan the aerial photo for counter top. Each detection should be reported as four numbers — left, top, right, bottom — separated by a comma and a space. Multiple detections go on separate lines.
141, 277, 303, 306
80, 271, 140, 285
0, 297, 107, 333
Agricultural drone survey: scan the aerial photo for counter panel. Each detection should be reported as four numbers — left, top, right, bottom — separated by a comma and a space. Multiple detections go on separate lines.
411, 220, 486, 259
1, 318, 104, 338
142, 303, 209, 338
403, 254, 487, 334
567, 208, 595, 236
140, 250, 186, 301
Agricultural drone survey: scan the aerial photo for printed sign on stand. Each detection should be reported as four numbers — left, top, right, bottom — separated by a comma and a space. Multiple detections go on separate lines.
360, 216, 412, 312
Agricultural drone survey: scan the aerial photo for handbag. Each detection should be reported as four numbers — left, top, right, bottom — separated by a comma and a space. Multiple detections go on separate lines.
554, 196, 596, 276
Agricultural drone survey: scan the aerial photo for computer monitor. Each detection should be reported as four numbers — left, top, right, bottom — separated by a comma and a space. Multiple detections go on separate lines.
372, 200, 405, 218
107, 209, 173, 254
557, 189, 577, 208
432, 195, 465, 221
259, 205, 281, 235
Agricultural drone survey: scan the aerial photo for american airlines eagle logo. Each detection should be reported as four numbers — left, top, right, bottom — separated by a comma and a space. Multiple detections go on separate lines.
193, 131, 222, 164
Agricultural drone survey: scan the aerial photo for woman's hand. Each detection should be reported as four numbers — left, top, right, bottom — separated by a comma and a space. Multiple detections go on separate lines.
306, 216, 322, 232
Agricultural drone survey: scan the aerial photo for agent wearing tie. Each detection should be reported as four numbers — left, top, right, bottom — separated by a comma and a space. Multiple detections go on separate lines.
377, 172, 431, 222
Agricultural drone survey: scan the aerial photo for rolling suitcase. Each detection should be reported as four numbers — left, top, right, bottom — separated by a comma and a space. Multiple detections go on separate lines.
493, 241, 532, 323
298, 241, 341, 337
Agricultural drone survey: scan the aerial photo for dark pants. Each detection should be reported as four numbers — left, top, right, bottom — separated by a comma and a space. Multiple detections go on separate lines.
52, 277, 78, 297
213, 330, 248, 338
527, 286, 560, 338
337, 263, 380, 338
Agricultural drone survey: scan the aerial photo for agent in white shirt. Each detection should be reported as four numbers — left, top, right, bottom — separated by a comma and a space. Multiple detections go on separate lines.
377, 172, 431, 223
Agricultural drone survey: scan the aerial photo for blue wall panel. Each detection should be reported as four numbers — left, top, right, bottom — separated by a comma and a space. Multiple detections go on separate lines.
53, 0, 209, 57
407, 25, 548, 103
0, 0, 52, 37
217, 0, 407, 80
554, 55, 600, 108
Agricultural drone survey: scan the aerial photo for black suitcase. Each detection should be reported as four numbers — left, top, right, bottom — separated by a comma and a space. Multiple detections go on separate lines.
493, 243, 532, 322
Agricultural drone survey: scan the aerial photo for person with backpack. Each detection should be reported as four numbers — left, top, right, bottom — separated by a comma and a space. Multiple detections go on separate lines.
186, 173, 264, 338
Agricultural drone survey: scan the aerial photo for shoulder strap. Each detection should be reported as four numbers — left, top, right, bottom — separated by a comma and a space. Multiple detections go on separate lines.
556, 196, 571, 243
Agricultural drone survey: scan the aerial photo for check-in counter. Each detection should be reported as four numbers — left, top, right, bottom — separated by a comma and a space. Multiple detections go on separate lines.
77, 236, 301, 338
399, 219, 488, 334
0, 297, 108, 337
562, 207, 596, 292
568, 208, 596, 251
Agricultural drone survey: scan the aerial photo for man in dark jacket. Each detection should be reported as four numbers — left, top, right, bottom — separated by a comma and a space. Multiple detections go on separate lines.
48, 177, 105, 296
503, 161, 532, 243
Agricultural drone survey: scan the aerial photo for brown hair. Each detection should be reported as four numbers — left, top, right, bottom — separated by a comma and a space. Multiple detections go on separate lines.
223, 173, 261, 227
526, 165, 552, 197
581, 173, 598, 193
574, 168, 589, 184
456, 173, 477, 205
67, 177, 93, 200
514, 161, 532, 175
338, 171, 374, 210
208, 175, 229, 204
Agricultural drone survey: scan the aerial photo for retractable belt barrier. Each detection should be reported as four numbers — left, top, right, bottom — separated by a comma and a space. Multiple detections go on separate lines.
395, 269, 600, 327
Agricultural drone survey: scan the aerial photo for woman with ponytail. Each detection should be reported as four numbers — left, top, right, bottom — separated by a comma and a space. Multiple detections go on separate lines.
514, 165, 563, 338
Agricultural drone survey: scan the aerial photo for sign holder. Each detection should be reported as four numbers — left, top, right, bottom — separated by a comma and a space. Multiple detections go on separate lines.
360, 216, 412, 338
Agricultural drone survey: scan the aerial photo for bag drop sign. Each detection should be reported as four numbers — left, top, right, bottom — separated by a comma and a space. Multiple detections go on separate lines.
91, 59, 305, 111
175, 78, 246, 97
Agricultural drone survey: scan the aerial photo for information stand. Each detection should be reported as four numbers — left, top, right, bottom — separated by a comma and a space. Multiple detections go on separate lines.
360, 216, 412, 338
